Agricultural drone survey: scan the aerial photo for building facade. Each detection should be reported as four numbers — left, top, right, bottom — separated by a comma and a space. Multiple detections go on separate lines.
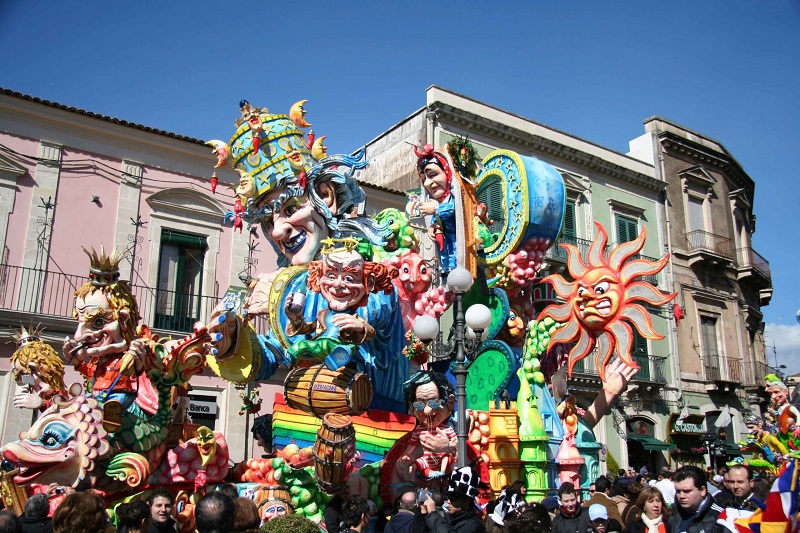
364, 86, 678, 476
0, 88, 402, 463
629, 118, 774, 468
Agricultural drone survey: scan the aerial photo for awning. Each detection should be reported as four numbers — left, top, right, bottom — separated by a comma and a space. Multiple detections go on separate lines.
721, 441, 743, 457
628, 435, 675, 451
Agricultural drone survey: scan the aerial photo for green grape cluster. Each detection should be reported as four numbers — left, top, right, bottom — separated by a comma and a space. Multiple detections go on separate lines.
521, 316, 561, 385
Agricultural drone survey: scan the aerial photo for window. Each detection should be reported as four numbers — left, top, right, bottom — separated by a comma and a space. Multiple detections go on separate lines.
701, 316, 719, 357
155, 230, 206, 332
477, 176, 505, 235
616, 214, 638, 244
562, 199, 577, 240
688, 196, 705, 232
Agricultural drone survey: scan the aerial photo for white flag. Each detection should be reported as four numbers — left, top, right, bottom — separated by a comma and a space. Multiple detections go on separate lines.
676, 404, 690, 424
715, 405, 732, 428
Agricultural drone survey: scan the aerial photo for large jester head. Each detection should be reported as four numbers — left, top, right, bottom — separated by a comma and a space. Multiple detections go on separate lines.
1, 385, 110, 488
540, 222, 676, 380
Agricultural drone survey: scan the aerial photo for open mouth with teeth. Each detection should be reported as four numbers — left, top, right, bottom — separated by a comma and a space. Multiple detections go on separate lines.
579, 299, 613, 318
284, 232, 306, 254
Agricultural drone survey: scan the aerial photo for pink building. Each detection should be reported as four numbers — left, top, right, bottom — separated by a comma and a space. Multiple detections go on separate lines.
0, 88, 403, 461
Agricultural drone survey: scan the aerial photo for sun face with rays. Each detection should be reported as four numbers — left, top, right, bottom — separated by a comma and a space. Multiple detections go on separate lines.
540, 222, 676, 381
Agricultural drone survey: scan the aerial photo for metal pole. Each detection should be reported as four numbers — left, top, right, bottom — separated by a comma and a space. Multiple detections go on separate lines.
454, 290, 468, 468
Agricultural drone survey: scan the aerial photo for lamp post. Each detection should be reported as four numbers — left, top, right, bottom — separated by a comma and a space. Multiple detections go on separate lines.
413, 267, 491, 468
702, 431, 717, 470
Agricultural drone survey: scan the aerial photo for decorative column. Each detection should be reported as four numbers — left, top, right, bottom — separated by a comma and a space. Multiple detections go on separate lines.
114, 160, 144, 280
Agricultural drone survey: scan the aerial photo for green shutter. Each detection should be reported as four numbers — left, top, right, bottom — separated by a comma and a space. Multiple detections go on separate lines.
562, 200, 576, 239
161, 230, 207, 248
477, 177, 506, 234
616, 215, 638, 244
632, 328, 647, 356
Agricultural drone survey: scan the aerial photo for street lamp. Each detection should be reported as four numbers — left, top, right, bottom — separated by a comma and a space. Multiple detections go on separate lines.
413, 267, 491, 468
702, 431, 718, 470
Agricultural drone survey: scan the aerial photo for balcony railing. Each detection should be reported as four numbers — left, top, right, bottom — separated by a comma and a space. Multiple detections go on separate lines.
0, 264, 257, 335
736, 247, 772, 285
743, 360, 784, 388
571, 351, 666, 384
703, 354, 743, 383
545, 235, 593, 264
685, 230, 735, 260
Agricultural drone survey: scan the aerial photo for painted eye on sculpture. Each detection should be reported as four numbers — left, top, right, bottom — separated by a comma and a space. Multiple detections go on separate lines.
577, 287, 588, 298
40, 431, 61, 447
176, 501, 185, 513
594, 282, 610, 295
420, 266, 427, 274
91, 318, 106, 329
344, 276, 354, 284
403, 267, 410, 273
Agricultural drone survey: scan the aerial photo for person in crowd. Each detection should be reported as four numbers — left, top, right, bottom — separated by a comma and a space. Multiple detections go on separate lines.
626, 486, 670, 533
216, 484, 239, 501
726, 464, 758, 511
232, 498, 260, 533
539, 495, 559, 520
653, 470, 675, 508
750, 478, 771, 508
552, 482, 591, 533
584, 477, 625, 530
52, 492, 111, 533
589, 482, 597, 498
340, 497, 370, 533
116, 502, 150, 533
194, 492, 234, 533
620, 483, 643, 525
503, 503, 551, 533
713, 471, 734, 507
611, 483, 630, 520
420, 466, 485, 532
147, 488, 178, 533
666, 466, 722, 533
384, 491, 416, 533
19, 493, 52, 533
324, 486, 351, 533
588, 504, 622, 533
0, 511, 23, 533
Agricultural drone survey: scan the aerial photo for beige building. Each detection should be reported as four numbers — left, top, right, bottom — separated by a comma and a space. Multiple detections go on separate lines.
629, 117, 774, 467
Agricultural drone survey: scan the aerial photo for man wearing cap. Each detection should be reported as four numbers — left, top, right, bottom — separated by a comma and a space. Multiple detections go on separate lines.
420, 466, 485, 532
552, 482, 591, 533
588, 504, 623, 533
666, 465, 723, 533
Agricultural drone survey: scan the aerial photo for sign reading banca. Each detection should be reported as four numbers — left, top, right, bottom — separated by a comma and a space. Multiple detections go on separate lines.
188, 399, 218, 416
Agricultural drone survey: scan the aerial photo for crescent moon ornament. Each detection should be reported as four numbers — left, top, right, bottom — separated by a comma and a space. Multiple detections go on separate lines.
289, 99, 312, 128
311, 135, 328, 161
206, 140, 230, 168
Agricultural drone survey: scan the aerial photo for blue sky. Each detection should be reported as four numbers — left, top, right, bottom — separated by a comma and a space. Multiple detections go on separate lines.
2, 1, 799, 368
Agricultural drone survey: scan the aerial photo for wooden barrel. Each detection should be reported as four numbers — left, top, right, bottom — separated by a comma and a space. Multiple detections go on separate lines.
255, 485, 293, 519
284, 364, 372, 418
313, 413, 356, 493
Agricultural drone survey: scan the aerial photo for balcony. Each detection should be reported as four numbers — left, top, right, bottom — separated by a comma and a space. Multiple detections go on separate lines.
545, 235, 593, 264
571, 351, 666, 385
685, 230, 735, 267
735, 247, 772, 305
743, 360, 784, 389
703, 354, 743, 391
0, 264, 261, 336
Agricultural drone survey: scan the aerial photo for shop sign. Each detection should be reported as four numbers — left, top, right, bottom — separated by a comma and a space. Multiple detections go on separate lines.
189, 399, 218, 416
673, 421, 704, 434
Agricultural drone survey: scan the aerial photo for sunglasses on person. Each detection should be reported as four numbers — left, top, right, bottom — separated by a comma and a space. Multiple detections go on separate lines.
413, 399, 444, 411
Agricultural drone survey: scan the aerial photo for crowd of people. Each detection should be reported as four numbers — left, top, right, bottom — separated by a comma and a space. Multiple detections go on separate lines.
0, 463, 776, 533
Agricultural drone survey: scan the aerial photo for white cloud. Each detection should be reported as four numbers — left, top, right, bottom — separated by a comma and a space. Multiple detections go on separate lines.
765, 323, 800, 376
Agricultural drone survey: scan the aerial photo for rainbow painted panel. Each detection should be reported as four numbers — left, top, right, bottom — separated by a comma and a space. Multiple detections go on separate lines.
477, 150, 565, 265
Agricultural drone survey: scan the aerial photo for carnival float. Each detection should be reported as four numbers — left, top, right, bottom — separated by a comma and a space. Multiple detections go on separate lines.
1, 98, 796, 531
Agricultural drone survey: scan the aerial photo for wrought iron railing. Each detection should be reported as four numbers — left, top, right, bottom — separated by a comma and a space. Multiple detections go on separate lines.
743, 360, 783, 387
703, 354, 743, 383
685, 230, 735, 259
571, 351, 666, 383
545, 236, 593, 264
0, 264, 245, 335
736, 247, 771, 284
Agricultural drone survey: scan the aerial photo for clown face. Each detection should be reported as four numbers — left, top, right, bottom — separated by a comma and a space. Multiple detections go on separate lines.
318, 251, 367, 312
421, 163, 449, 201
412, 382, 453, 428
260, 190, 329, 265
73, 291, 127, 360
571, 267, 623, 331
261, 501, 290, 521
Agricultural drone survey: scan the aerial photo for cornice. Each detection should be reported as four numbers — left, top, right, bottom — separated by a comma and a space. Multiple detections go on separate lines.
657, 131, 754, 197
431, 103, 665, 193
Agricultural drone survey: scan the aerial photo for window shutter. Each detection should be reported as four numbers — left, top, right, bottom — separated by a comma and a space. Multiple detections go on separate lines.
616, 215, 638, 244
562, 200, 576, 239
161, 230, 207, 249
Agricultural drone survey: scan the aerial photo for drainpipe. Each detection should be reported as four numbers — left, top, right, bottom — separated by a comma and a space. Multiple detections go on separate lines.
656, 145, 684, 409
